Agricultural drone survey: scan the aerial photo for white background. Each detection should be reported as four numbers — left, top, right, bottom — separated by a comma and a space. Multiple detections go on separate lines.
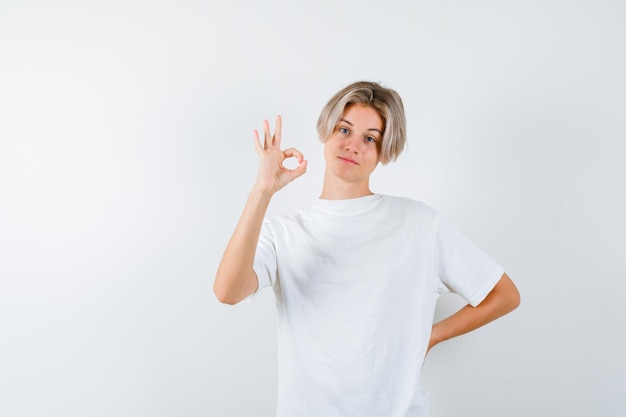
1, 0, 624, 416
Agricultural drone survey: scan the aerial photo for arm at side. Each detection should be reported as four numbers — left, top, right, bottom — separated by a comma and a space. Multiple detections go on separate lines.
428, 273, 520, 351
213, 190, 273, 305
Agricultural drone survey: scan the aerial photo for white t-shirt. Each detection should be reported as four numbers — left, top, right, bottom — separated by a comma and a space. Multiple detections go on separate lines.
252, 194, 504, 417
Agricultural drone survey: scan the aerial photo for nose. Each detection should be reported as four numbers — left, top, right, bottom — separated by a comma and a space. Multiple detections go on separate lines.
344, 135, 361, 153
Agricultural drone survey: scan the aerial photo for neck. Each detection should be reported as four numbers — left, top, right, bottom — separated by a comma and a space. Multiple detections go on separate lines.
319, 173, 374, 200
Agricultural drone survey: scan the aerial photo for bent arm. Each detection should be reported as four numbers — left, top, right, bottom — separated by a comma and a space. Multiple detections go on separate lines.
428, 273, 520, 351
213, 190, 272, 305
213, 116, 307, 305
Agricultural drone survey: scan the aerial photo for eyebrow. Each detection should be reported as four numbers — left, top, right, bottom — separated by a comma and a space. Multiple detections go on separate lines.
339, 118, 383, 135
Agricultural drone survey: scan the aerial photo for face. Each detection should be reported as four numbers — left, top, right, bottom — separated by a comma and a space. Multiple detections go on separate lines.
323, 103, 384, 185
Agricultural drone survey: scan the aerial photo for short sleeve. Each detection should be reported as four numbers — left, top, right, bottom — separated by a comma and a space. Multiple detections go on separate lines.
247, 220, 277, 303
434, 215, 505, 307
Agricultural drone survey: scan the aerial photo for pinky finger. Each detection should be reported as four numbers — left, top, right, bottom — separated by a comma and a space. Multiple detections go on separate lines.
253, 130, 263, 153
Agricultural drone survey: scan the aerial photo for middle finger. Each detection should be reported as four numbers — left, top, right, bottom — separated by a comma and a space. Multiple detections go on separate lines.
273, 115, 282, 147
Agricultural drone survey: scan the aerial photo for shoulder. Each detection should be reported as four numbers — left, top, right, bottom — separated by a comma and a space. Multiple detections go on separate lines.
262, 205, 313, 231
375, 195, 442, 235
379, 195, 439, 219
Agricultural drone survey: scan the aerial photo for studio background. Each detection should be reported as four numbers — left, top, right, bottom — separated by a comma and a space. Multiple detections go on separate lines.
1, 1, 624, 416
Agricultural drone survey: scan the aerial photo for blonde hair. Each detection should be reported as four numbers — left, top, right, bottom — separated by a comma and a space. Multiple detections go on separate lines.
317, 81, 406, 165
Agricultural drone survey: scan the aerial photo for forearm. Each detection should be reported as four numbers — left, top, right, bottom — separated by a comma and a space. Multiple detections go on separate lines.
214, 116, 306, 304
429, 273, 520, 351
214, 189, 273, 304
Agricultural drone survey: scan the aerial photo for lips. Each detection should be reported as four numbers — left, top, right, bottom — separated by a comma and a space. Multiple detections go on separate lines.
338, 156, 359, 165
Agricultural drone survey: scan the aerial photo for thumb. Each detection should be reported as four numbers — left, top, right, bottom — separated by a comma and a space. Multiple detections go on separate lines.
289, 159, 308, 180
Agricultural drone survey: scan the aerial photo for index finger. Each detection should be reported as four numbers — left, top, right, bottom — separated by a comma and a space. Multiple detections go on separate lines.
273, 115, 282, 147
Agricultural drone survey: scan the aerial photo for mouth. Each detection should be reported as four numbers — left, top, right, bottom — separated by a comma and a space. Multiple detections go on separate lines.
338, 156, 359, 165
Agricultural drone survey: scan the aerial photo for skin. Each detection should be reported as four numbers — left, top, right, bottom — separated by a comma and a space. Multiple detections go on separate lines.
214, 105, 520, 353
320, 103, 383, 199
213, 115, 306, 305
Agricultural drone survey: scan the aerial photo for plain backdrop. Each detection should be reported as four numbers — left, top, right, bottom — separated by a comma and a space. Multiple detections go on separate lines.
1, 0, 624, 416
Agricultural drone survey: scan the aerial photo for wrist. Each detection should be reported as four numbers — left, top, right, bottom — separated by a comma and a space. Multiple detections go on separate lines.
430, 322, 446, 348
248, 187, 275, 203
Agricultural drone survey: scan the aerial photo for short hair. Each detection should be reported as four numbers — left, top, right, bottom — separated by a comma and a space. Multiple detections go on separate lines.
316, 81, 407, 165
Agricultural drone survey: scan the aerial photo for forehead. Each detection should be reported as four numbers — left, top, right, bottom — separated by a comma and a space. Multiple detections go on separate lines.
341, 103, 384, 130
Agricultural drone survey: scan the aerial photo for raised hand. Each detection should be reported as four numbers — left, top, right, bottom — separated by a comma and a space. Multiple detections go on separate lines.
252, 115, 307, 195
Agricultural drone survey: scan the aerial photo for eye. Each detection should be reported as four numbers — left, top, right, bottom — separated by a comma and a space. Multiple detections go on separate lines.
365, 136, 377, 143
339, 127, 350, 134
